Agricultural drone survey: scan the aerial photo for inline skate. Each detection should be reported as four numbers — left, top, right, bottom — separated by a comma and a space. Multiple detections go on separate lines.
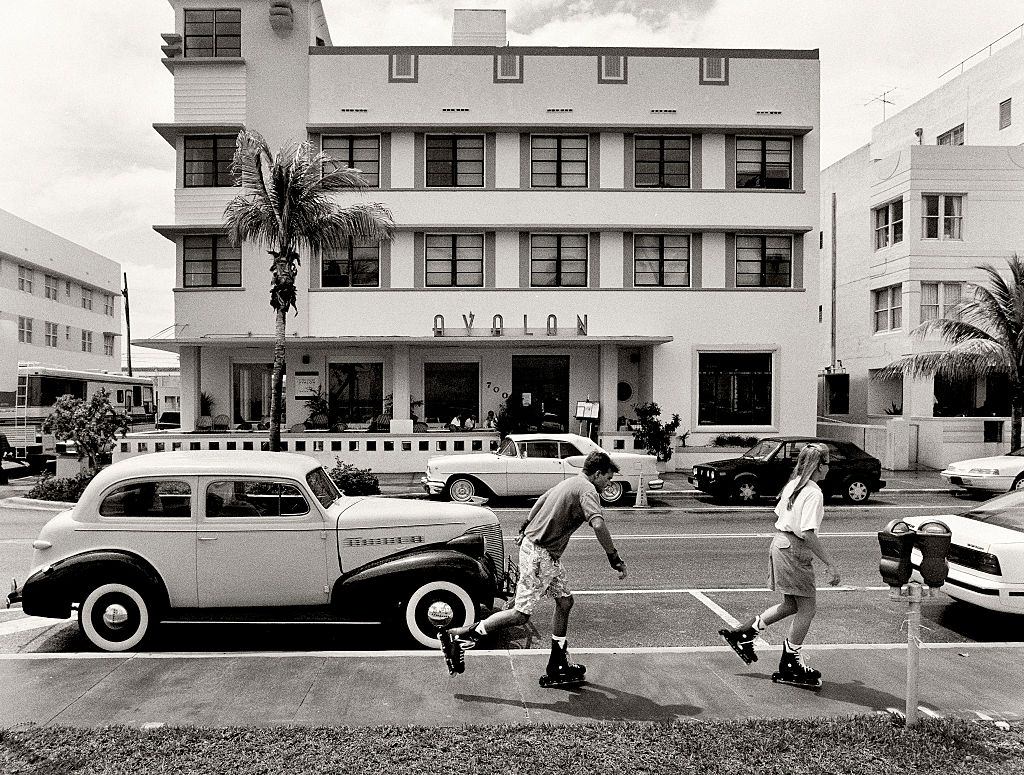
771, 645, 822, 689
539, 641, 586, 688
718, 625, 758, 664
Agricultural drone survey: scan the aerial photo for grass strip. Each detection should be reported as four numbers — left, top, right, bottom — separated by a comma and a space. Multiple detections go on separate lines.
0, 716, 1022, 775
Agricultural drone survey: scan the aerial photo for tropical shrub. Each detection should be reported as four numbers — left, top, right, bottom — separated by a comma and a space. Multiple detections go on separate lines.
630, 402, 681, 462
327, 459, 380, 495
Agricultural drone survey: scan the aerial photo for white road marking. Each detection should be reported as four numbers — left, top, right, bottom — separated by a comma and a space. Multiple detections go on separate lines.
975, 710, 993, 720
503, 532, 880, 542
688, 590, 771, 648
918, 706, 941, 718
492, 504, 954, 513
0, 616, 71, 636
572, 586, 889, 595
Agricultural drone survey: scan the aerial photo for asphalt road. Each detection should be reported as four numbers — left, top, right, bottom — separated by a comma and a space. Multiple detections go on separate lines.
1, 486, 1020, 655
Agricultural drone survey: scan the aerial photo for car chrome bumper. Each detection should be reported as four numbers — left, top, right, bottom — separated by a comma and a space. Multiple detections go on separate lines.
647, 479, 664, 490
420, 476, 445, 496
6, 580, 21, 609
939, 471, 1010, 492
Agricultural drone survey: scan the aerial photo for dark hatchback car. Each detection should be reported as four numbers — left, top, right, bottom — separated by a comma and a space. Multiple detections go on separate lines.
689, 437, 886, 504
155, 411, 181, 430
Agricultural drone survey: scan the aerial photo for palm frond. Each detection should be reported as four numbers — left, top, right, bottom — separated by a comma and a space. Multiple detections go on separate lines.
873, 338, 1011, 381
912, 316, 996, 346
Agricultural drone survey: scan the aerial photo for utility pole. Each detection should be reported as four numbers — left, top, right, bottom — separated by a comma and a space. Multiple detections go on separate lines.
122, 273, 133, 377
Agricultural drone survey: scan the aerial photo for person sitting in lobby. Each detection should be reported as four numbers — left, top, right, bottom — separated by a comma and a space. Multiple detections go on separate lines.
484, 410, 497, 429
463, 415, 476, 431
449, 414, 463, 432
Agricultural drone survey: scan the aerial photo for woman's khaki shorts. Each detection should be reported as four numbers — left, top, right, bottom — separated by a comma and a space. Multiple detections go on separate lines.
513, 537, 572, 615
768, 530, 817, 597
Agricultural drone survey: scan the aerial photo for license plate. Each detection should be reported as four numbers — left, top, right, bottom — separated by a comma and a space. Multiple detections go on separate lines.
950, 476, 963, 485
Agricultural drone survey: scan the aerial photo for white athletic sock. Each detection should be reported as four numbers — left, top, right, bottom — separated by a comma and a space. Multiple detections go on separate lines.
552, 635, 567, 649
753, 615, 766, 632
785, 638, 802, 652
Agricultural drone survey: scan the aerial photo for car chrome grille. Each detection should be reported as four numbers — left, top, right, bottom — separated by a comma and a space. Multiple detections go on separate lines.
467, 524, 505, 584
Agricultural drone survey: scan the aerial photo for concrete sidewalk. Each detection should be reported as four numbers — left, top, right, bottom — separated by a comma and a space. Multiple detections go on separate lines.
0, 643, 1018, 726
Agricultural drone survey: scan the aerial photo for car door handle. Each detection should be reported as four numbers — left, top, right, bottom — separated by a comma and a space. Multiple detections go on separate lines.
198, 535, 219, 541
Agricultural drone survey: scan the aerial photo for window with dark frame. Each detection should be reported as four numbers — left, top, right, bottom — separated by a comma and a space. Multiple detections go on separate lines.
735, 137, 792, 189
103, 333, 115, 357
424, 362, 480, 424
634, 234, 690, 286
698, 352, 772, 426
531, 135, 588, 188
873, 198, 903, 250
328, 362, 384, 423
634, 136, 690, 188
81, 330, 93, 353
321, 135, 380, 187
920, 281, 962, 322
873, 284, 902, 332
937, 124, 965, 145
922, 194, 963, 240
17, 317, 32, 344
1000, 98, 1012, 130
183, 235, 242, 287
183, 9, 241, 58
44, 321, 58, 348
426, 135, 484, 187
530, 234, 588, 287
425, 234, 484, 287
735, 235, 792, 287
184, 135, 236, 187
322, 238, 380, 288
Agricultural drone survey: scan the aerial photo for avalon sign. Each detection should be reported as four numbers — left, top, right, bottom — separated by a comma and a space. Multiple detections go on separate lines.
433, 312, 588, 337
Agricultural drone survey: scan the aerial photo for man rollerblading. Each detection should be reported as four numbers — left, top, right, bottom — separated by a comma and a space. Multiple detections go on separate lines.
771, 639, 822, 688
718, 623, 758, 664
440, 451, 627, 676
539, 638, 586, 688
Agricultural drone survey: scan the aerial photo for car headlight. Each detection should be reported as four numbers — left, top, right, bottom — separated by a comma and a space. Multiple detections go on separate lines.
968, 468, 1000, 475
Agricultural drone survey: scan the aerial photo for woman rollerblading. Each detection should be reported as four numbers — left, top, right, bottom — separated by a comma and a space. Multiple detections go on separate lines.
719, 443, 840, 687
439, 451, 627, 678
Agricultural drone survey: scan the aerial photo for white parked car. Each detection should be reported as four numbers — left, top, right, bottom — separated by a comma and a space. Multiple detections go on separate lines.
422, 433, 663, 506
940, 449, 1024, 494
904, 492, 1024, 615
9, 452, 508, 651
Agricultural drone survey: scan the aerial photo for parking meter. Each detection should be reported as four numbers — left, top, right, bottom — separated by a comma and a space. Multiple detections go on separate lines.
915, 520, 951, 588
878, 519, 915, 588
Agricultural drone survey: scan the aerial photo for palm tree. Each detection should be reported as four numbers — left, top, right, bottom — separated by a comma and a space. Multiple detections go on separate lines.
874, 255, 1024, 451
223, 129, 395, 451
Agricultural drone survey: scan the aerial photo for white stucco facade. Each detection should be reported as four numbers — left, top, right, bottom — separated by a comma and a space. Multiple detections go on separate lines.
142, 0, 821, 459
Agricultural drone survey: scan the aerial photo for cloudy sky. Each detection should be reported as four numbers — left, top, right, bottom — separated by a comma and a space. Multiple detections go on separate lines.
0, 1, 1020, 366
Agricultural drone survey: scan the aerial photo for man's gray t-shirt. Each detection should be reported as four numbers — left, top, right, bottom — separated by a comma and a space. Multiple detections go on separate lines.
522, 474, 603, 560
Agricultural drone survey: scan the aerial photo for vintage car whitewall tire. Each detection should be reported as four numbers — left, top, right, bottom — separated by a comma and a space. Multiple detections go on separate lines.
446, 477, 478, 503
599, 481, 626, 506
405, 580, 475, 648
79, 582, 152, 652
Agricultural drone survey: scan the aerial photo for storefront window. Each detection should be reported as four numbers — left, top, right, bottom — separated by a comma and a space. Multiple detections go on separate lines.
232, 363, 277, 424
328, 363, 384, 423
698, 352, 772, 425
423, 362, 479, 425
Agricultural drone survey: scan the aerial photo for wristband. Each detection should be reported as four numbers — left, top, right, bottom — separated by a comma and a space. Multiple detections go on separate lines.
607, 550, 624, 569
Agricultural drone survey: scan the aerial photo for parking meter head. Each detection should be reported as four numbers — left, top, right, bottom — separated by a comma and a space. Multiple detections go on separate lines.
878, 518, 915, 588
916, 519, 952, 588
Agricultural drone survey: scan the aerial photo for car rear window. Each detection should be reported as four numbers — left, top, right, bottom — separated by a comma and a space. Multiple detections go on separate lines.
959, 490, 1024, 533
206, 480, 310, 518
306, 467, 341, 508
100, 480, 191, 518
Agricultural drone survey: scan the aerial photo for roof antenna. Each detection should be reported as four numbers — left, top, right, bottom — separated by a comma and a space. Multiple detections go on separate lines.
865, 87, 897, 121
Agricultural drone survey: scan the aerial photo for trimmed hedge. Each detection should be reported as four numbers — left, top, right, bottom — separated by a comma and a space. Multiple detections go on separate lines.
25, 470, 97, 502
327, 459, 380, 496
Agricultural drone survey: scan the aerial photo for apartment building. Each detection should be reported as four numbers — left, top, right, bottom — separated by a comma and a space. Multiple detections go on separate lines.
0, 207, 122, 408
125, 366, 181, 413
139, 1, 821, 450
820, 34, 1024, 468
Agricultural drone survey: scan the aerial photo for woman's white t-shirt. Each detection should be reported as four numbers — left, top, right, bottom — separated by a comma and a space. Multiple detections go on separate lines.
774, 479, 824, 534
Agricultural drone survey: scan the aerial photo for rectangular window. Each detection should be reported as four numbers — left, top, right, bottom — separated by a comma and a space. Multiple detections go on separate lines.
735, 235, 792, 288
183, 9, 241, 57
44, 274, 58, 300
873, 284, 902, 332
65, 280, 71, 297
598, 55, 626, 83
698, 352, 772, 426
17, 266, 33, 293
321, 135, 380, 187
81, 288, 93, 310
327, 362, 383, 424
426, 135, 485, 187
184, 135, 236, 187
425, 234, 484, 287
1000, 98, 1012, 130
183, 235, 242, 287
494, 52, 522, 82
736, 137, 792, 189
104, 294, 114, 316
206, 480, 309, 518
103, 333, 115, 357
44, 321, 58, 348
937, 124, 965, 146
920, 281, 962, 322
825, 373, 850, 415
634, 136, 690, 188
531, 135, 588, 188
17, 317, 32, 344
873, 198, 903, 250
634, 234, 690, 287
922, 194, 963, 240
81, 330, 93, 353
530, 234, 588, 287
321, 238, 380, 287
232, 362, 278, 424
424, 362, 479, 425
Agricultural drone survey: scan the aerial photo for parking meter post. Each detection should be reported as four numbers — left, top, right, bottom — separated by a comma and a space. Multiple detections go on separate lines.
635, 462, 648, 508
905, 581, 922, 728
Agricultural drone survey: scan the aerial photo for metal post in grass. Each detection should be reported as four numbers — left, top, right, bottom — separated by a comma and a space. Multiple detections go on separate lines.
904, 581, 923, 727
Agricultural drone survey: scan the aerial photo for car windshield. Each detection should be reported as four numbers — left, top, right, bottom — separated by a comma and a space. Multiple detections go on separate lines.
306, 467, 341, 508
743, 440, 782, 460
497, 438, 519, 457
959, 490, 1024, 533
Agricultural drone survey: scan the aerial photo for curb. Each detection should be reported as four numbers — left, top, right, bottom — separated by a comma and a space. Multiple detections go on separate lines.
0, 497, 74, 512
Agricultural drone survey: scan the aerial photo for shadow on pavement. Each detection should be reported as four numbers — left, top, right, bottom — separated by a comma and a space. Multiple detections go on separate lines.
928, 599, 1024, 641
454, 681, 702, 722
736, 672, 906, 712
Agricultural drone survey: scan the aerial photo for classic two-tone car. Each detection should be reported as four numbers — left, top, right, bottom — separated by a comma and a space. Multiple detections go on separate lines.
422, 433, 663, 505
904, 491, 1024, 614
9, 452, 509, 651
940, 449, 1024, 494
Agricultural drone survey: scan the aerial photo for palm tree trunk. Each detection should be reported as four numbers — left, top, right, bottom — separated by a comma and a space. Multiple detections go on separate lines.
269, 307, 287, 452
1012, 400, 1022, 452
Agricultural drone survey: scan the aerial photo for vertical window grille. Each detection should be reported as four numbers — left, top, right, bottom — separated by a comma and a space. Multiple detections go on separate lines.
1000, 98, 1012, 130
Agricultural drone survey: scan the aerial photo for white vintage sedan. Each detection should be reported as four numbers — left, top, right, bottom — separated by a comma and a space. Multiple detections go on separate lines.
10, 452, 508, 651
422, 433, 663, 505
940, 449, 1024, 493
904, 492, 1024, 614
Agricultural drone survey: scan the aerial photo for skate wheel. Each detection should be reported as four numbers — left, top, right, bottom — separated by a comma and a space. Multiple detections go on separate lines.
772, 673, 782, 683
539, 676, 550, 687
